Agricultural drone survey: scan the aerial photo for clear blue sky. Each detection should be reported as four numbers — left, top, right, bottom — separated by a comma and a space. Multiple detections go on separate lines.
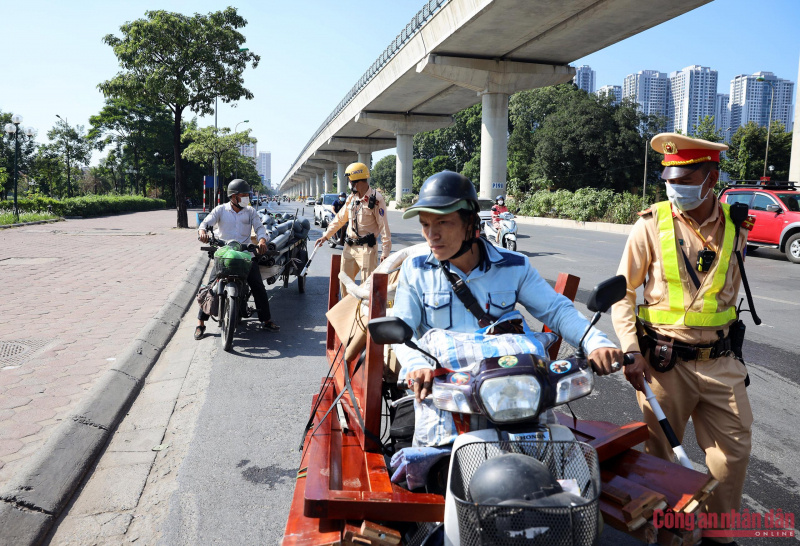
3, 0, 798, 187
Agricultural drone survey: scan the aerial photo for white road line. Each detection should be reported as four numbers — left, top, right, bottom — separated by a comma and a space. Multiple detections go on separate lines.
551, 255, 577, 262
753, 295, 800, 306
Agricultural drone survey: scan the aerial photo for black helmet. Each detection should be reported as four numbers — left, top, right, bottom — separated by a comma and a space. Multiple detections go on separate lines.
339, 192, 347, 198
227, 179, 250, 197
402, 171, 478, 219
469, 453, 563, 505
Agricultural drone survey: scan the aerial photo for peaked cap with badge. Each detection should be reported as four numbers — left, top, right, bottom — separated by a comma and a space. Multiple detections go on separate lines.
651, 133, 728, 180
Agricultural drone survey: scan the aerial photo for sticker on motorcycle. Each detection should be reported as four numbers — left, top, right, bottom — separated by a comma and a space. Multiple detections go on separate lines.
498, 355, 518, 368
549, 360, 572, 374
450, 372, 470, 385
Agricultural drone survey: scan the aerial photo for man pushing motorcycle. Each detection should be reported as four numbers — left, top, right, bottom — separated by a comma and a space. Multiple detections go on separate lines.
391, 171, 624, 447
195, 179, 279, 339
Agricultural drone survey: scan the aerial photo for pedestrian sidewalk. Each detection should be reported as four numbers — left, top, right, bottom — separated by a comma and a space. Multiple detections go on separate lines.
0, 210, 199, 489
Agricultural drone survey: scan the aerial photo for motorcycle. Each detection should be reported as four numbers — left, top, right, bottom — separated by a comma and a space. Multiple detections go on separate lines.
368, 275, 631, 545
483, 211, 518, 252
200, 232, 261, 352
328, 223, 345, 248
320, 209, 335, 229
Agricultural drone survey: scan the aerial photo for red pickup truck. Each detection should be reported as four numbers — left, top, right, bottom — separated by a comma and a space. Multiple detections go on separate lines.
719, 181, 800, 263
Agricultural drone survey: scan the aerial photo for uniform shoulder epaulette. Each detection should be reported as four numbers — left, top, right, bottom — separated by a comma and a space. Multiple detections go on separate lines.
742, 214, 756, 231
637, 208, 653, 217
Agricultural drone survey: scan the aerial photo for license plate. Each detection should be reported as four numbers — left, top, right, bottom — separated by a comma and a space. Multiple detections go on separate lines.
508, 430, 549, 442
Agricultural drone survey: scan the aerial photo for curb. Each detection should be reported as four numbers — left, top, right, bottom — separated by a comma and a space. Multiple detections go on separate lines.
0, 218, 64, 230
0, 252, 210, 546
513, 215, 634, 235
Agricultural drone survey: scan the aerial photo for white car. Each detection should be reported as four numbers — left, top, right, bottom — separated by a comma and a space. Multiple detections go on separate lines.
314, 194, 340, 228
306, 197, 316, 206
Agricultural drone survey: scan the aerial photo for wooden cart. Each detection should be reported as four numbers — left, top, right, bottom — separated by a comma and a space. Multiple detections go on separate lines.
282, 255, 716, 546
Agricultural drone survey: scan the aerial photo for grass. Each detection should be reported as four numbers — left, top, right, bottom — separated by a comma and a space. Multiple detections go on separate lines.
0, 211, 60, 226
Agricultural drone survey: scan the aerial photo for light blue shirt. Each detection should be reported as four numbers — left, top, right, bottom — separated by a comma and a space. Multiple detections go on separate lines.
392, 241, 615, 379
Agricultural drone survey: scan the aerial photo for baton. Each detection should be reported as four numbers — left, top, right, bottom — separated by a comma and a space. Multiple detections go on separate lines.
299, 244, 320, 277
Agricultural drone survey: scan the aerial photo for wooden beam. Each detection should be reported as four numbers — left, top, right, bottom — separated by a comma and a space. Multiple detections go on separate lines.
544, 273, 580, 359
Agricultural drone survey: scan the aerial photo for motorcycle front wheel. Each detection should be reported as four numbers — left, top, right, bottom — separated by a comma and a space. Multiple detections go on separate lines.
220, 295, 237, 352
504, 238, 517, 252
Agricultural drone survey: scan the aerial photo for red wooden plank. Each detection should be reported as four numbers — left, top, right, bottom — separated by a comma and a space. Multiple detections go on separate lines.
326, 254, 341, 352
364, 453, 393, 494
544, 273, 580, 359
362, 273, 387, 452
554, 414, 649, 462
304, 382, 336, 519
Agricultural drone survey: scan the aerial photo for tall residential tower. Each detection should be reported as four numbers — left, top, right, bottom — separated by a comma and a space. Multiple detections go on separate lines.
573, 65, 595, 94
622, 70, 669, 118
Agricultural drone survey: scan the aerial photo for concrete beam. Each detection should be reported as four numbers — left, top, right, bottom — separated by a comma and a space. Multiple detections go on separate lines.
314, 152, 357, 193
327, 137, 397, 167
355, 112, 454, 203
416, 54, 575, 96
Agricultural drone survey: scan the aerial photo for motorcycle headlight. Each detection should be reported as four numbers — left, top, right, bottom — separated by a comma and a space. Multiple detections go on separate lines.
554, 368, 594, 405
431, 380, 473, 414
479, 376, 541, 423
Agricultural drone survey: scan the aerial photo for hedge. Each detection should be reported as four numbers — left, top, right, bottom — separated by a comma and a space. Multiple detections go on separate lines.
515, 188, 649, 225
0, 195, 166, 218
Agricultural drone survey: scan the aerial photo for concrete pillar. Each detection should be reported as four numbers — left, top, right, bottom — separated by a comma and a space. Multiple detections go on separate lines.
480, 92, 509, 199
337, 163, 347, 193
417, 54, 575, 199
358, 152, 371, 167
316, 172, 323, 196
355, 113, 454, 203
312, 152, 359, 194
789, 54, 800, 183
327, 137, 396, 179
324, 167, 334, 193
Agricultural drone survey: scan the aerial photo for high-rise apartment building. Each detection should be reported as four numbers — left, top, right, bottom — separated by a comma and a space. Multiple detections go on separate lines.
667, 65, 718, 135
728, 71, 794, 132
239, 143, 257, 159
597, 85, 622, 106
622, 70, 669, 118
573, 65, 595, 94
714, 93, 730, 139
257, 151, 271, 185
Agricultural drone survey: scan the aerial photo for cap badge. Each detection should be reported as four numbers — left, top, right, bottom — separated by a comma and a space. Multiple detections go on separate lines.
662, 141, 678, 155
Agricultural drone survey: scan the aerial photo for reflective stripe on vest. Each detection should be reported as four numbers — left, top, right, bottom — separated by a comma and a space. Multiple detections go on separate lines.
637, 201, 738, 328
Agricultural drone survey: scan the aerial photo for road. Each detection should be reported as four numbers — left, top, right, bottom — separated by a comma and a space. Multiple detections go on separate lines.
47, 203, 800, 545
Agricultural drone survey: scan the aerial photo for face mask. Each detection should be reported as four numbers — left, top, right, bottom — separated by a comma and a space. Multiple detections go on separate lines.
237, 196, 250, 208
665, 175, 710, 211
497, 200, 504, 206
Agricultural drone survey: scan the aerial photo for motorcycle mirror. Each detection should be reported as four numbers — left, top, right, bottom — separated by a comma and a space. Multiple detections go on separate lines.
586, 275, 628, 314
368, 317, 413, 345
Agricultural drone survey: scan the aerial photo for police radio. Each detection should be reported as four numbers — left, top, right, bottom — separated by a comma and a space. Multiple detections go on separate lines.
368, 193, 377, 210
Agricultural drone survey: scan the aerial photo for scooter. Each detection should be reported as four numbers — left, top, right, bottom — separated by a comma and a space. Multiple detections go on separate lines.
368, 275, 631, 545
483, 211, 518, 252
328, 224, 345, 248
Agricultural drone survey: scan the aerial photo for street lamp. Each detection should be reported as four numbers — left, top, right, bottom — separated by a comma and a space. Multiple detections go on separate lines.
756, 76, 776, 179
234, 120, 249, 179
4, 114, 36, 222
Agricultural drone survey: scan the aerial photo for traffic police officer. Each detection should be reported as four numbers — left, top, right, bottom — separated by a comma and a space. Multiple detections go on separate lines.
315, 162, 392, 297
611, 134, 753, 545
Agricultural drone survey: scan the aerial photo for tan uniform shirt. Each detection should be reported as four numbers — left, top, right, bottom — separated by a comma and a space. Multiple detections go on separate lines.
611, 199, 747, 353
324, 187, 392, 257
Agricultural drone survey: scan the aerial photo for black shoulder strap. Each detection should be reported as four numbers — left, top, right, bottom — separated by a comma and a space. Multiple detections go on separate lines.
681, 249, 702, 290
728, 203, 762, 325
441, 262, 489, 326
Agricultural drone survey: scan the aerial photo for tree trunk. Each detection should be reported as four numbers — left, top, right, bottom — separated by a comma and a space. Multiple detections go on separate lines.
173, 108, 188, 228
66, 149, 72, 198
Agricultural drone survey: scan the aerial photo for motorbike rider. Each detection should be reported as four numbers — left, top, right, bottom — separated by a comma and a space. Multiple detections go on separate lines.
490, 195, 509, 243
196, 179, 280, 339
315, 162, 392, 297
611, 134, 752, 545
392, 171, 624, 447
333, 191, 347, 214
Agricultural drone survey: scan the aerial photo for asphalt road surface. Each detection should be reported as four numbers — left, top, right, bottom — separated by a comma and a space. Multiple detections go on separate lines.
161, 203, 800, 545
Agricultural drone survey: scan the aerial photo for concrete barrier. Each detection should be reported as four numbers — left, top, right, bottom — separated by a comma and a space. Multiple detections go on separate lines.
0, 252, 210, 546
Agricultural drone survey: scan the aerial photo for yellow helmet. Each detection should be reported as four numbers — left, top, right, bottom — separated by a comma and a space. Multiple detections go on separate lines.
345, 162, 370, 182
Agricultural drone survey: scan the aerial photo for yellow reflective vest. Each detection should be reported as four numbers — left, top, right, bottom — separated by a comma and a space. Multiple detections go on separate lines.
637, 201, 738, 328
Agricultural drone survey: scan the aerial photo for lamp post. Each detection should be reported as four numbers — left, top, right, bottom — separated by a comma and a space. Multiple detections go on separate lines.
4, 114, 36, 222
234, 120, 249, 179
642, 135, 649, 202
756, 76, 776, 178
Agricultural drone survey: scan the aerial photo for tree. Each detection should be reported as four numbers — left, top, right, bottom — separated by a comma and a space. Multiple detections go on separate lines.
181, 125, 257, 189
371, 155, 396, 195
692, 115, 724, 143
100, 8, 260, 227
721, 121, 792, 181
1, 111, 38, 200
47, 119, 92, 198
89, 97, 173, 197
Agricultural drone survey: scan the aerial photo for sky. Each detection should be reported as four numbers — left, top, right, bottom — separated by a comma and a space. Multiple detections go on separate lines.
2, 0, 798, 189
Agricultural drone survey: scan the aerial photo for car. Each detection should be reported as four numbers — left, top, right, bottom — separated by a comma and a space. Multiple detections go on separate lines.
477, 198, 495, 223
306, 196, 316, 206
314, 194, 341, 227
719, 181, 800, 263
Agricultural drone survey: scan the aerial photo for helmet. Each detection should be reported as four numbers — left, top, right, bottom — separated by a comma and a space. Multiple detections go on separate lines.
227, 179, 250, 197
469, 453, 562, 506
495, 195, 505, 203
339, 192, 347, 198
402, 170, 478, 219
345, 162, 370, 182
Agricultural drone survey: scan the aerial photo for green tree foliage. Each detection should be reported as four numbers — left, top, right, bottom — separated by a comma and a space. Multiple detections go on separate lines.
371, 154, 396, 196
181, 125, 257, 191
1, 111, 38, 200
100, 7, 260, 227
692, 115, 724, 143
720, 121, 792, 181
413, 104, 481, 189
89, 97, 173, 197
46, 118, 92, 198
508, 85, 664, 194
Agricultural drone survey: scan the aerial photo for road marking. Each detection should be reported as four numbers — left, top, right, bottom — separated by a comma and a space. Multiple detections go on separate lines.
551, 255, 577, 262
753, 295, 800, 306
554, 235, 608, 243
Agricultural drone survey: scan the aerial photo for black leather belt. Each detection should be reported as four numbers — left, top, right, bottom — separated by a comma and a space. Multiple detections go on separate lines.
345, 233, 376, 247
642, 328, 732, 362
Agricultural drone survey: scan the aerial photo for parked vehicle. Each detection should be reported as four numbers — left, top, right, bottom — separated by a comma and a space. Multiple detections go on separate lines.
368, 276, 630, 545
200, 232, 260, 352
482, 210, 518, 251
314, 194, 340, 227
306, 196, 316, 206
719, 181, 800, 263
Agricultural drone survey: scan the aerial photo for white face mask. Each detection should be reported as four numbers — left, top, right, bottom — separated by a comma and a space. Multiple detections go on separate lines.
237, 196, 250, 208
497, 200, 505, 206
665, 174, 710, 211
